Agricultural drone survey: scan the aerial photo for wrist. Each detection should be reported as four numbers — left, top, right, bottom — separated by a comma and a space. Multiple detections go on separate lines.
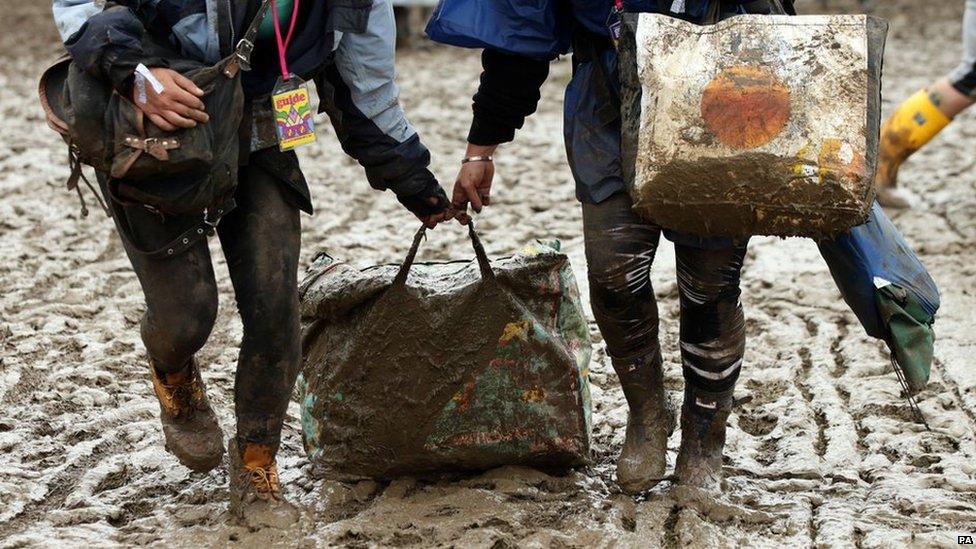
465, 143, 497, 157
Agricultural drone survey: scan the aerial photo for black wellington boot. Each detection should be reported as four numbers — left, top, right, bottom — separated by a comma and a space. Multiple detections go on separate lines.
612, 353, 676, 494
674, 385, 734, 493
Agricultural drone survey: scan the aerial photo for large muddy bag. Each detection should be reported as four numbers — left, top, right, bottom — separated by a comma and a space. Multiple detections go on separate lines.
618, 12, 888, 238
297, 226, 592, 479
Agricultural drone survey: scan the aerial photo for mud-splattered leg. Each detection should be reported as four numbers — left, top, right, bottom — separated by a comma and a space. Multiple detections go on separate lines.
97, 175, 224, 472
582, 193, 675, 493
673, 243, 747, 492
216, 158, 302, 457
217, 153, 302, 527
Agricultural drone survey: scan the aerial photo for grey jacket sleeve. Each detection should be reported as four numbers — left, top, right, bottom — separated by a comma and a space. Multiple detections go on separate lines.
315, 0, 444, 207
52, 0, 104, 42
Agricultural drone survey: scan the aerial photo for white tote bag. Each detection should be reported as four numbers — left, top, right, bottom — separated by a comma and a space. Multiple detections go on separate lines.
619, 13, 888, 238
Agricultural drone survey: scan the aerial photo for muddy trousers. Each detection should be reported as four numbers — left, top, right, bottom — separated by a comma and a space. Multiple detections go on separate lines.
582, 193, 747, 393
99, 161, 302, 452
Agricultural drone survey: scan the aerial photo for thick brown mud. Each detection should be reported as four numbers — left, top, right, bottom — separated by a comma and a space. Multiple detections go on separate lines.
0, 0, 974, 547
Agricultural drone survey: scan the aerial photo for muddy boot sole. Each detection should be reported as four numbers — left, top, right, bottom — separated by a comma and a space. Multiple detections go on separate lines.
163, 434, 225, 473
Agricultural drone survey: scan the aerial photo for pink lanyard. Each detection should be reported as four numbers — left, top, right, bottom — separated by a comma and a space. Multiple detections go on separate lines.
271, 0, 301, 81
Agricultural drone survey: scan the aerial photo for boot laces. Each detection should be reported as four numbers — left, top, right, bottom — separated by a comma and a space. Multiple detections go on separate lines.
160, 376, 203, 418
245, 465, 282, 502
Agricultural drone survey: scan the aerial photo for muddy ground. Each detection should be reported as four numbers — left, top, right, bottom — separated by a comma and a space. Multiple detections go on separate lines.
1, 1, 974, 547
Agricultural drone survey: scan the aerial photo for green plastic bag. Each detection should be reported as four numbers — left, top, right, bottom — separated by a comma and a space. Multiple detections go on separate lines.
876, 284, 936, 396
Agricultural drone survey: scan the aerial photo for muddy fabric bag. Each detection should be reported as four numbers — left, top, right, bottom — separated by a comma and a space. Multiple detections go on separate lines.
618, 12, 888, 238
298, 226, 592, 478
818, 202, 940, 395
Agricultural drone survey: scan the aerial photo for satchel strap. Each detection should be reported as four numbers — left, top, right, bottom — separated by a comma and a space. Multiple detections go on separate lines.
224, 0, 274, 76
66, 142, 110, 218
122, 135, 181, 159
109, 190, 238, 259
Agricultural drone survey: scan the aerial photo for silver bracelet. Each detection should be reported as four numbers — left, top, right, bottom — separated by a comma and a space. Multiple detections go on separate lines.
462, 155, 493, 164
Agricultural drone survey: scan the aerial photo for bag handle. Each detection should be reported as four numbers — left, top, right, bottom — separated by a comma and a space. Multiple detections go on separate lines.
768, 0, 789, 14
393, 222, 495, 287
705, 0, 789, 24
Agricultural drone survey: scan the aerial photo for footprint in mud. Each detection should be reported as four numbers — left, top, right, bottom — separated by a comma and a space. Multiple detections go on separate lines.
856, 402, 924, 423
743, 378, 790, 407
755, 437, 779, 467
736, 410, 779, 437
385, 530, 426, 547
427, 505, 461, 518
909, 454, 942, 470
666, 485, 785, 526
468, 516, 515, 534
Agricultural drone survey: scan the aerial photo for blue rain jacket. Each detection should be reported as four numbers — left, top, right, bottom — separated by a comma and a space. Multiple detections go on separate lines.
426, 0, 685, 60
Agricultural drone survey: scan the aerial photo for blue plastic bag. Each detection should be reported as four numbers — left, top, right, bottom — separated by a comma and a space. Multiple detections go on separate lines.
818, 202, 940, 339
425, 0, 572, 61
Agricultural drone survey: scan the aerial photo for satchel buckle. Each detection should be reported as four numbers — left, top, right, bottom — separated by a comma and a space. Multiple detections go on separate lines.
235, 39, 255, 72
140, 137, 174, 161
204, 206, 227, 230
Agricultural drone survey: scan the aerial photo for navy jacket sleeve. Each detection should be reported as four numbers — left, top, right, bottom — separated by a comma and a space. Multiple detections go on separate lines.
53, 1, 168, 94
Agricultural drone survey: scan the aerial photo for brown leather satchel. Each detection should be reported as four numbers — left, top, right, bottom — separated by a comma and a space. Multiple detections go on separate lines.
38, 0, 271, 257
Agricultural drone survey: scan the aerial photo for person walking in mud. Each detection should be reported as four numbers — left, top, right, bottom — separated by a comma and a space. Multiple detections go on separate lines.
51, 0, 451, 527
874, 0, 976, 208
432, 0, 795, 495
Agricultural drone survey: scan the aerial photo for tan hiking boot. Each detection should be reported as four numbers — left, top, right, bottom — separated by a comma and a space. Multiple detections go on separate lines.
150, 359, 224, 472
228, 438, 300, 529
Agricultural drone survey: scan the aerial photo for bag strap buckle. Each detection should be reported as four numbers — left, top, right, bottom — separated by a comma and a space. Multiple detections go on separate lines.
123, 135, 179, 161
235, 38, 255, 72
229, 0, 272, 74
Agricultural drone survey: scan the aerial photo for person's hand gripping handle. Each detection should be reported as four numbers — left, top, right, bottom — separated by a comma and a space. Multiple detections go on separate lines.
452, 143, 498, 225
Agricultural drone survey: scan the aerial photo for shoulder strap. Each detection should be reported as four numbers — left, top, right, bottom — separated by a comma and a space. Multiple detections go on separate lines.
224, 0, 273, 76
107, 178, 238, 258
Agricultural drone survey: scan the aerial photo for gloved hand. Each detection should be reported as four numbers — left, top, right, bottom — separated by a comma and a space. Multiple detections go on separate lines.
397, 183, 454, 229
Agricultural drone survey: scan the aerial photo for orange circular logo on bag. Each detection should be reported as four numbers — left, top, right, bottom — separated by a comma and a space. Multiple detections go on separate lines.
701, 66, 791, 149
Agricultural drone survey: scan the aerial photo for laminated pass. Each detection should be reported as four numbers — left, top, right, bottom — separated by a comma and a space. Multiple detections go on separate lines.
269, 0, 316, 151
623, 14, 888, 238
